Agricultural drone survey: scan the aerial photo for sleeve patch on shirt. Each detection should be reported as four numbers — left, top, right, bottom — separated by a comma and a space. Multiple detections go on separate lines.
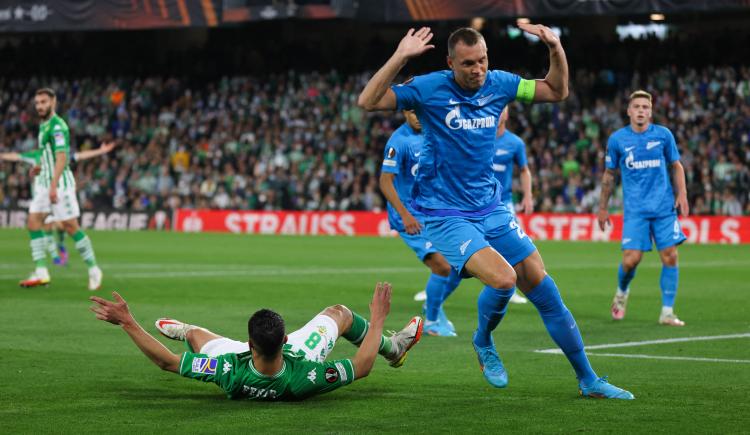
192, 357, 218, 375
53, 132, 65, 146
335, 362, 348, 383
325, 367, 339, 383
383, 159, 397, 167
387, 147, 396, 158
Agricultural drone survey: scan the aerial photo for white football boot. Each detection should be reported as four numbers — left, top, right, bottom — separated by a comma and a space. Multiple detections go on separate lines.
155, 318, 198, 341
385, 316, 424, 368
88, 266, 103, 291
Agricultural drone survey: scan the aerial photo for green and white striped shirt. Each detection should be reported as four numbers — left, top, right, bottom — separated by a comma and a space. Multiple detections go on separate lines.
37, 114, 75, 189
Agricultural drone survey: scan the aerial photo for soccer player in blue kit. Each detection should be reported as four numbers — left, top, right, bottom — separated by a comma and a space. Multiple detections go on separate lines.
380, 109, 464, 337
598, 90, 689, 326
359, 25, 633, 398
492, 106, 533, 304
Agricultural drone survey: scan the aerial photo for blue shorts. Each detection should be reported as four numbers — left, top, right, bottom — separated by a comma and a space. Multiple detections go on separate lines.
423, 204, 537, 273
622, 213, 687, 251
399, 231, 438, 261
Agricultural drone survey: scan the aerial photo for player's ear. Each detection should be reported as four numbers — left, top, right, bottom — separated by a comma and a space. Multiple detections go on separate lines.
247, 341, 254, 349
283, 335, 288, 344
446, 56, 453, 69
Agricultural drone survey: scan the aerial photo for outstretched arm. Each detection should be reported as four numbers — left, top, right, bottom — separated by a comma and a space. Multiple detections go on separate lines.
518, 23, 569, 102
90, 292, 181, 373
597, 168, 617, 230
379, 172, 421, 234
351, 282, 391, 379
519, 166, 534, 214
671, 161, 689, 217
0, 152, 21, 162
358, 27, 434, 111
74, 141, 116, 162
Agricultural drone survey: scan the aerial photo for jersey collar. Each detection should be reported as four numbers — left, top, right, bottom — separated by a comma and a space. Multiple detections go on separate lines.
248, 359, 287, 379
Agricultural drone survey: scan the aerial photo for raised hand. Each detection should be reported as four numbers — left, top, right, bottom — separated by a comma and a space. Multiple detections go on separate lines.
369, 282, 392, 323
101, 141, 117, 153
518, 23, 560, 49
395, 27, 435, 60
90, 291, 133, 326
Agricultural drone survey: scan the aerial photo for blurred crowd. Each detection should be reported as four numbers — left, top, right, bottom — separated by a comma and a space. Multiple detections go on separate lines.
1, 64, 749, 215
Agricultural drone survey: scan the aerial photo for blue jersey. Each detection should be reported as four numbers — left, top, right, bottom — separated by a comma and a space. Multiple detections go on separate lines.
381, 123, 424, 232
606, 123, 681, 218
392, 70, 529, 216
492, 130, 528, 204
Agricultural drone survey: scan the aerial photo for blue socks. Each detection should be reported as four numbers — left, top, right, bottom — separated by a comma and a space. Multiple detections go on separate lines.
441, 268, 463, 304
474, 286, 514, 347
617, 263, 636, 292
425, 273, 449, 321
526, 275, 598, 385
660, 265, 678, 307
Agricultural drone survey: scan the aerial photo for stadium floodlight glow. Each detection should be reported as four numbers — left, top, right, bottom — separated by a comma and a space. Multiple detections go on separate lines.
516, 17, 530, 25
650, 13, 665, 21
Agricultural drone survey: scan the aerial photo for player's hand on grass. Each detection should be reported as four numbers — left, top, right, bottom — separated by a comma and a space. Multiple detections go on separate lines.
518, 23, 560, 49
597, 208, 610, 231
675, 195, 689, 217
369, 282, 392, 324
521, 196, 534, 214
90, 291, 133, 326
49, 186, 58, 204
402, 212, 422, 234
395, 27, 435, 60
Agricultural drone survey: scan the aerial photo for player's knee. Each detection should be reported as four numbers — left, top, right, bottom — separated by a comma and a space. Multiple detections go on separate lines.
431, 261, 452, 277
661, 249, 678, 267
487, 269, 517, 290
622, 253, 642, 270
323, 304, 352, 324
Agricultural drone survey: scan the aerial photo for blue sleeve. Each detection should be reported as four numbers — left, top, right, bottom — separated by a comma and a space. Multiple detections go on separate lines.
605, 135, 620, 169
381, 132, 402, 174
391, 75, 429, 111
514, 137, 528, 168
490, 70, 522, 101
664, 129, 680, 163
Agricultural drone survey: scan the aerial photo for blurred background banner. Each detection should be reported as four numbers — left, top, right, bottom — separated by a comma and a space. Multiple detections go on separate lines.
0, 0, 222, 31
362, 0, 750, 21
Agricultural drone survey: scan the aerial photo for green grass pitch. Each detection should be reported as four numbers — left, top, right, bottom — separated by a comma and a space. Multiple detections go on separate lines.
1, 229, 748, 433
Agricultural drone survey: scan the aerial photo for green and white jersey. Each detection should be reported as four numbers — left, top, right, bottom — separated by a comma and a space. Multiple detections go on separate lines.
37, 114, 75, 189
179, 347, 355, 401
19, 149, 45, 195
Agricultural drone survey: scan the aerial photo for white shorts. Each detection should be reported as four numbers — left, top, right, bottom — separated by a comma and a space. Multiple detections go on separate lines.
199, 314, 340, 363
28, 185, 80, 222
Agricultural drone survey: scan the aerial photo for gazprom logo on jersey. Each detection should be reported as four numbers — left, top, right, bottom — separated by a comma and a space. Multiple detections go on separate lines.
445, 106, 496, 130
625, 151, 661, 170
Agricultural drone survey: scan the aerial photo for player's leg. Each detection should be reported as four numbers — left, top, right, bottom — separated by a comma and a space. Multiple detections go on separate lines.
422, 252, 459, 336
505, 204, 528, 305
612, 215, 649, 319
56, 187, 102, 290
654, 215, 687, 326
333, 303, 423, 367
154, 317, 245, 355
21, 205, 52, 287
42, 219, 62, 265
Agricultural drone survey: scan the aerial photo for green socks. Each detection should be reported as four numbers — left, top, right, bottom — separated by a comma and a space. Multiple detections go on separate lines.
72, 230, 97, 268
29, 230, 47, 268
342, 311, 393, 356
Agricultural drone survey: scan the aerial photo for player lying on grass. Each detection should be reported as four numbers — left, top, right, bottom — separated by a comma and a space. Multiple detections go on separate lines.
90, 283, 423, 401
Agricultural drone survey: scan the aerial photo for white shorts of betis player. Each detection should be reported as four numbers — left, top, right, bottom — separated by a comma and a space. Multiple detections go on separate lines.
199, 314, 340, 363
28, 184, 80, 222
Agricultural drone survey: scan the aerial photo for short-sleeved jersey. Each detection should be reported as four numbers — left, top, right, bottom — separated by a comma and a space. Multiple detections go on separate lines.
381, 123, 424, 232
179, 348, 355, 401
605, 123, 681, 218
391, 70, 532, 216
37, 114, 75, 189
492, 130, 528, 204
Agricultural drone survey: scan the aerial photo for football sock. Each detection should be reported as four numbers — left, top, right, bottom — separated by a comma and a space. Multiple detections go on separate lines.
29, 230, 47, 268
474, 286, 514, 347
527, 275, 598, 385
441, 268, 463, 304
44, 230, 60, 261
617, 263, 636, 293
660, 265, 678, 308
342, 311, 392, 356
425, 273, 448, 321
56, 228, 66, 248
72, 230, 97, 268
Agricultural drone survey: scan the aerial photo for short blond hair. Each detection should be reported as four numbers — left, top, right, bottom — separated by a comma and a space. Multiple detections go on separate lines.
629, 90, 652, 103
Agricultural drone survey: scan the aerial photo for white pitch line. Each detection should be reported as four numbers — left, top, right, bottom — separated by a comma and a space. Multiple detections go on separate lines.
535, 333, 750, 364
583, 352, 750, 364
